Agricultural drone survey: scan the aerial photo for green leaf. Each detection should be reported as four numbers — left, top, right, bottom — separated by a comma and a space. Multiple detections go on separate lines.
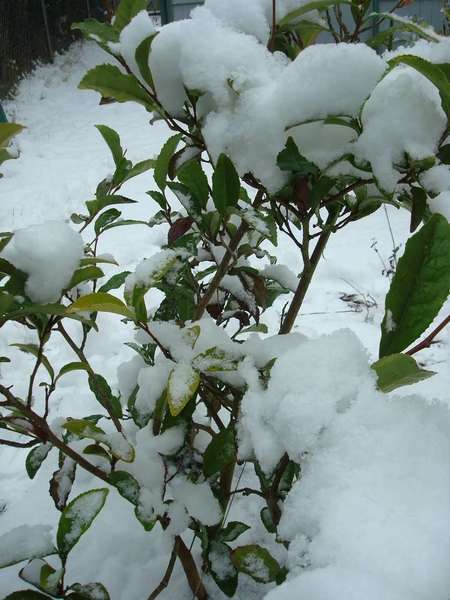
10, 344, 54, 381
63, 418, 134, 462
438, 144, 450, 164
123, 158, 156, 183
89, 374, 123, 419
310, 176, 335, 210
3, 591, 52, 599
166, 364, 200, 417
177, 159, 209, 211
86, 194, 136, 217
19, 558, 64, 596
109, 471, 140, 505
241, 323, 268, 335
134, 504, 156, 531
279, 0, 350, 27
67, 293, 135, 319
231, 544, 280, 583
72, 19, 120, 43
203, 427, 236, 477
410, 187, 427, 233
67, 582, 110, 600
96, 125, 124, 167
57, 488, 109, 557
212, 154, 240, 216
380, 214, 450, 356
99, 271, 131, 294
114, 0, 149, 31
94, 209, 121, 235
260, 507, 276, 533
374, 13, 442, 43
26, 443, 52, 480
57, 362, 90, 380
192, 347, 239, 372
208, 541, 238, 598
68, 266, 104, 289
135, 34, 158, 88
388, 55, 450, 114
79, 64, 153, 109
0, 123, 25, 147
220, 521, 250, 542
372, 353, 435, 392
277, 137, 318, 176
154, 134, 182, 191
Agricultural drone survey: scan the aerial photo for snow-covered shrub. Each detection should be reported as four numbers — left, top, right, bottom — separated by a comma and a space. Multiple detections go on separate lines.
1, 0, 450, 598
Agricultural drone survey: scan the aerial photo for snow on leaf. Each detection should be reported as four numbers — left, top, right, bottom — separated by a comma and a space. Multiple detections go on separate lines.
57, 488, 109, 557
0, 525, 56, 568
166, 363, 200, 417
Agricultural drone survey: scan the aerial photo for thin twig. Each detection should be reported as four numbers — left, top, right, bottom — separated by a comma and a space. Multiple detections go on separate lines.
406, 315, 450, 356
148, 538, 180, 600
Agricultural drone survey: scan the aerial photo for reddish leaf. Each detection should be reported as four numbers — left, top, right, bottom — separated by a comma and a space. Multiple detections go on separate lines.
168, 217, 194, 245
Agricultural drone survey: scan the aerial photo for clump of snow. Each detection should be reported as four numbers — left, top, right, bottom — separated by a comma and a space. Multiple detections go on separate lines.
427, 190, 450, 221
383, 37, 450, 63
355, 67, 446, 191
2, 221, 84, 303
0, 525, 55, 567
420, 164, 450, 194
238, 329, 372, 473
110, 11, 156, 85
274, 394, 450, 600
135, 357, 172, 421
262, 264, 299, 292
124, 249, 179, 301
171, 478, 222, 526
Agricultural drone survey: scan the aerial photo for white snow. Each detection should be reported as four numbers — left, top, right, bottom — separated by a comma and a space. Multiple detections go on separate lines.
262, 264, 299, 292
0, 525, 55, 568
427, 190, 450, 220
2, 221, 84, 303
171, 478, 222, 526
420, 164, 450, 194
356, 67, 446, 191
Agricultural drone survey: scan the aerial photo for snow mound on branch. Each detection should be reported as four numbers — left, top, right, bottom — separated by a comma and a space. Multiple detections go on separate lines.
427, 190, 450, 220
383, 37, 450, 64
3, 221, 84, 303
355, 67, 446, 191
272, 393, 450, 600
420, 164, 450, 194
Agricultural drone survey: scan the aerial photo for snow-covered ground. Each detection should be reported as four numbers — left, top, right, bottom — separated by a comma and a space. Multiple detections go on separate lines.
0, 42, 449, 599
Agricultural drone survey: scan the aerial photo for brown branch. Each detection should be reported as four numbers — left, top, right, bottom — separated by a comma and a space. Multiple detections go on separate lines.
148, 538, 180, 600
406, 315, 450, 356
0, 437, 39, 448
175, 536, 208, 600
268, 0, 277, 52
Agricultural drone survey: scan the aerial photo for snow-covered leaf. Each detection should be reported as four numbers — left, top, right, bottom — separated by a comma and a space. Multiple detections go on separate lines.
25, 443, 52, 480
49, 456, 77, 511
220, 521, 250, 543
57, 488, 109, 557
203, 427, 236, 477
19, 558, 64, 596
0, 525, 56, 569
380, 214, 450, 356
374, 13, 442, 42
114, 0, 148, 31
231, 545, 280, 583
109, 471, 141, 505
167, 363, 200, 417
67, 582, 110, 600
192, 347, 239, 373
279, 0, 350, 27
208, 541, 238, 598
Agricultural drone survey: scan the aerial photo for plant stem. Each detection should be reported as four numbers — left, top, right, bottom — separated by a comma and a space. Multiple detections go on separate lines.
406, 314, 450, 356
279, 213, 337, 334
148, 538, 180, 600
175, 536, 208, 600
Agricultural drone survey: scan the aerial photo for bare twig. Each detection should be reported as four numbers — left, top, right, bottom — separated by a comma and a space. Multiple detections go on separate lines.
406, 315, 450, 356
148, 538, 180, 600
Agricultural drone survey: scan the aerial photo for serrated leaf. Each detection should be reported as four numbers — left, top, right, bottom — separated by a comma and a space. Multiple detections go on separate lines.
26, 443, 52, 480
135, 34, 157, 88
72, 18, 120, 43
86, 194, 136, 217
154, 134, 182, 191
96, 125, 124, 167
79, 64, 153, 109
231, 544, 280, 583
95, 209, 122, 235
57, 488, 109, 557
380, 214, 450, 356
372, 353, 435, 392
166, 363, 200, 417
67, 293, 135, 319
109, 471, 140, 505
114, 0, 148, 31
220, 521, 250, 542
212, 154, 240, 216
203, 427, 236, 477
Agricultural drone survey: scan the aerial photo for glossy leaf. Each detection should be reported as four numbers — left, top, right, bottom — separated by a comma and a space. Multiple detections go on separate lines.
212, 154, 240, 216
67, 293, 135, 319
203, 427, 236, 477
166, 363, 200, 417
372, 353, 435, 392
25, 443, 52, 480
154, 134, 182, 191
231, 544, 280, 583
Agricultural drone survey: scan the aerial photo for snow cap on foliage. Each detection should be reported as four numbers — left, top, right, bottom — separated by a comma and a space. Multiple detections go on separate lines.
3, 221, 84, 303
355, 67, 446, 191
383, 37, 450, 64
0, 525, 54, 567
110, 10, 156, 84
275, 394, 450, 600
238, 329, 373, 473
427, 190, 450, 221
